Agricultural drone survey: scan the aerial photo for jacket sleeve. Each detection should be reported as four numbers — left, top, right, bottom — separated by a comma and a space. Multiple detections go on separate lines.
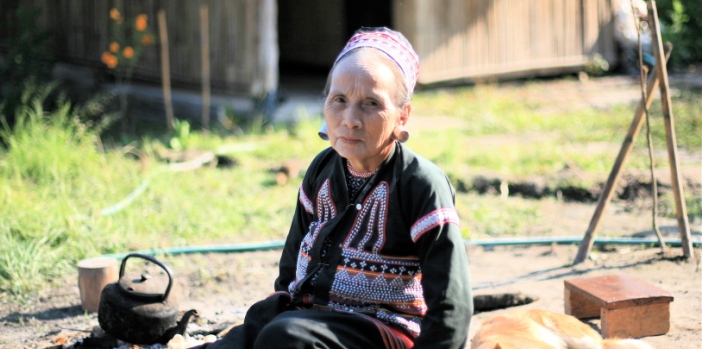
274, 147, 332, 293
274, 184, 314, 292
408, 173, 473, 349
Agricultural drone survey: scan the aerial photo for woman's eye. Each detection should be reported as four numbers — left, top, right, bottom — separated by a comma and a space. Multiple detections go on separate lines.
363, 100, 380, 108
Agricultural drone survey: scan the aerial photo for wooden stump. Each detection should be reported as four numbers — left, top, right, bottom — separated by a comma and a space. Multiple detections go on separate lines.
78, 257, 118, 312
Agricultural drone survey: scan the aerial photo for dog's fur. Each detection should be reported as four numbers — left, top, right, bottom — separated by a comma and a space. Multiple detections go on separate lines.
470, 309, 655, 349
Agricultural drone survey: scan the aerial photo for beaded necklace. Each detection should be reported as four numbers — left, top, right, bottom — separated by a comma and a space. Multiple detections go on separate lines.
345, 161, 378, 202
346, 160, 378, 178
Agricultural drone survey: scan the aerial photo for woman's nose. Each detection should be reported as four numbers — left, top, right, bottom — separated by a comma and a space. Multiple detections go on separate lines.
340, 105, 362, 128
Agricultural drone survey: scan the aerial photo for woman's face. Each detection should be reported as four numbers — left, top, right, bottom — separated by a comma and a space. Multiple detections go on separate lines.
323, 50, 410, 172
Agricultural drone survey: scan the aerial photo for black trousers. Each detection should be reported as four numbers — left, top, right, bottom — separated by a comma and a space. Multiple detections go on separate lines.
202, 294, 412, 349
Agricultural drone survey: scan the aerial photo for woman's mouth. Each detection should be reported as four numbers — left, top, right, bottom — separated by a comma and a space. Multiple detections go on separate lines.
339, 136, 361, 144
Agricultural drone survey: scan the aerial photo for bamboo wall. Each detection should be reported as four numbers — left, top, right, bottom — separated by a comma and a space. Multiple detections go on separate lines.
0, 0, 619, 91
395, 0, 617, 84
0, 0, 267, 95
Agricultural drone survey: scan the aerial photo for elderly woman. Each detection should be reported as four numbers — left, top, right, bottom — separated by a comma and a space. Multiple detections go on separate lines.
204, 27, 472, 349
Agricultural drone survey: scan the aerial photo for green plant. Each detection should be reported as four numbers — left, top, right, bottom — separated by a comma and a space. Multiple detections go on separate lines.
0, 7, 52, 129
645, 89, 702, 152
584, 53, 610, 76
686, 196, 702, 223
0, 7, 52, 88
658, 192, 702, 224
219, 105, 272, 136
0, 227, 68, 295
0, 83, 144, 295
100, 8, 155, 79
169, 118, 191, 150
0, 82, 102, 184
100, 8, 155, 129
657, 0, 702, 66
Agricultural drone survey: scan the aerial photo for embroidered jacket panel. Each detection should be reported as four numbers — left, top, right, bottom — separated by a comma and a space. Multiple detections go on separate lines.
274, 143, 473, 349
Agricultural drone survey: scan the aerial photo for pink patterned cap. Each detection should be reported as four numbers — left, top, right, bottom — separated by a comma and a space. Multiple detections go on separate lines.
335, 27, 419, 92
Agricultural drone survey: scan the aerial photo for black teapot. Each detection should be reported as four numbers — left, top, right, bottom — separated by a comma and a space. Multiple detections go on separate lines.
97, 253, 196, 344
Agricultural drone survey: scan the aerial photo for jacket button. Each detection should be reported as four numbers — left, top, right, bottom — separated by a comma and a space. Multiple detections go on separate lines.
355, 203, 362, 210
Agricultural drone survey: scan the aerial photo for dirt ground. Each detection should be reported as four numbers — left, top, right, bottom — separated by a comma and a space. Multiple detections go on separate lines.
1, 73, 701, 348
1, 238, 700, 348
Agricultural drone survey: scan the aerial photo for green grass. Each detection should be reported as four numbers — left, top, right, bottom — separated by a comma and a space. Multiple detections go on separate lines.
1, 79, 700, 295
411, 82, 701, 176
456, 194, 542, 238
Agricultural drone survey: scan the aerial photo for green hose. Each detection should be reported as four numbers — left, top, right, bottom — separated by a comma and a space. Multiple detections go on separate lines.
102, 236, 699, 260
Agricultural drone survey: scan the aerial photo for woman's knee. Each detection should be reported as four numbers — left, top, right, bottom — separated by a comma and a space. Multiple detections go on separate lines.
254, 316, 318, 349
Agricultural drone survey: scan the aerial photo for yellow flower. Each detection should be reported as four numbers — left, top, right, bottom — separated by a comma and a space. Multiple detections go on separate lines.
101, 52, 118, 69
141, 34, 153, 46
123, 46, 134, 59
136, 14, 148, 31
109, 8, 121, 22
109, 42, 120, 53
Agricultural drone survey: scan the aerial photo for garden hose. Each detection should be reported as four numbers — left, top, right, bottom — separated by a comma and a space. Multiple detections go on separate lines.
97, 141, 257, 217
102, 236, 700, 260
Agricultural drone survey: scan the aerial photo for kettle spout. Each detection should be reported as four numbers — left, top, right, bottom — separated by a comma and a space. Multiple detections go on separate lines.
160, 309, 198, 343
177, 309, 198, 335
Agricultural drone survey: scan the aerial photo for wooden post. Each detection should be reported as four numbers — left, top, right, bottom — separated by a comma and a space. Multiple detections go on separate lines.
257, 0, 278, 118
200, 2, 211, 131
573, 45, 671, 264
647, 0, 693, 261
158, 9, 174, 131
78, 257, 118, 312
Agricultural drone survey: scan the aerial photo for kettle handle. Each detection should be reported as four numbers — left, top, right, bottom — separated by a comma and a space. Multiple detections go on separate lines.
119, 253, 173, 302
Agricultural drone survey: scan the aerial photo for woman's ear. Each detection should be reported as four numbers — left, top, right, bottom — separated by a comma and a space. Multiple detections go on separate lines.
393, 104, 411, 143
400, 103, 411, 126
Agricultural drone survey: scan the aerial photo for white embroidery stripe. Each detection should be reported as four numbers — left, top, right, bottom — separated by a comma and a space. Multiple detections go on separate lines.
299, 185, 314, 214
316, 179, 337, 220
410, 208, 459, 242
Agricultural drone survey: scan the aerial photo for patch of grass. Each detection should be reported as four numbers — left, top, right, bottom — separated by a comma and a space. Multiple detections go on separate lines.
645, 89, 702, 152
658, 191, 702, 225
411, 83, 701, 175
1, 79, 700, 295
456, 194, 542, 238
0, 226, 70, 295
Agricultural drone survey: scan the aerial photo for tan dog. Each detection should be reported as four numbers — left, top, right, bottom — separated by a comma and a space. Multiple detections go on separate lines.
470, 309, 655, 349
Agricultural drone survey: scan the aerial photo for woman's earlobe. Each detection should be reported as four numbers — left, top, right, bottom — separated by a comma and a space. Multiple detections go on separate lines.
393, 125, 409, 143
318, 122, 329, 140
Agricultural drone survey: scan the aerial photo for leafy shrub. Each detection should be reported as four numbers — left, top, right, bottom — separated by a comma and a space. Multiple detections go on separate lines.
656, 0, 702, 66
0, 7, 53, 129
0, 82, 104, 184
